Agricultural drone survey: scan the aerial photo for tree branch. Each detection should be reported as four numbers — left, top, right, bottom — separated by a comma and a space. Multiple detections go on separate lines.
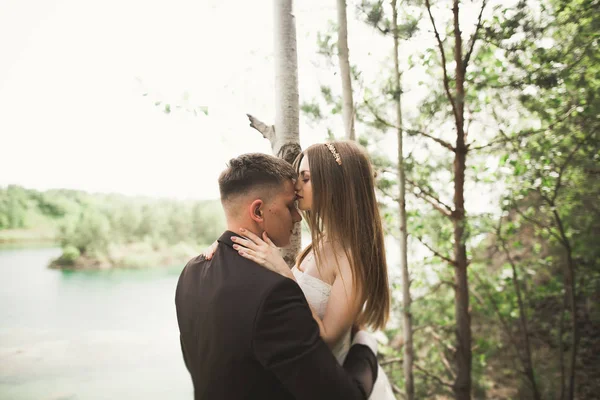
406, 179, 454, 217
424, 328, 457, 378
378, 185, 399, 203
513, 204, 564, 245
356, 0, 390, 36
247, 114, 275, 142
381, 356, 403, 366
364, 98, 455, 151
409, 190, 453, 218
472, 270, 528, 368
391, 383, 405, 398
439, 349, 455, 379
429, 326, 457, 353
414, 363, 455, 389
551, 138, 584, 203
363, 98, 396, 128
416, 236, 457, 266
424, 0, 459, 122
413, 129, 456, 152
468, 105, 578, 151
413, 279, 455, 302
468, 127, 543, 151
462, 0, 487, 75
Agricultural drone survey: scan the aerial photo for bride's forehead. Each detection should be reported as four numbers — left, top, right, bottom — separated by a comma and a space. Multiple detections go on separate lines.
299, 155, 310, 170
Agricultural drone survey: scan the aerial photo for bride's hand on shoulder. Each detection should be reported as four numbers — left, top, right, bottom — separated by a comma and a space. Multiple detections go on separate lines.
202, 240, 218, 260
231, 228, 293, 279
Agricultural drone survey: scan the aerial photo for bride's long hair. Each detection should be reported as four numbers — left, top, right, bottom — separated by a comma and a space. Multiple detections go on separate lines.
294, 141, 390, 330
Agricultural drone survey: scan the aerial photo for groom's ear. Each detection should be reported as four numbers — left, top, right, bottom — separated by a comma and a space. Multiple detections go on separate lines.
249, 199, 264, 223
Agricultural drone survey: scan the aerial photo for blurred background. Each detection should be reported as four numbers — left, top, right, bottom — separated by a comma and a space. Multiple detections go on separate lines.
1, 0, 598, 399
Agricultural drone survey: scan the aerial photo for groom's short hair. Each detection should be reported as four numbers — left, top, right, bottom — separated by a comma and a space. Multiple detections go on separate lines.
218, 153, 297, 207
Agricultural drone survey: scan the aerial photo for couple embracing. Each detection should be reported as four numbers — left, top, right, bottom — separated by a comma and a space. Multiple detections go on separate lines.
175, 141, 396, 399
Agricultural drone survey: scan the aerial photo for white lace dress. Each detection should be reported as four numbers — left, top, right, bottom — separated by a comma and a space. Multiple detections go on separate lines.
292, 267, 396, 399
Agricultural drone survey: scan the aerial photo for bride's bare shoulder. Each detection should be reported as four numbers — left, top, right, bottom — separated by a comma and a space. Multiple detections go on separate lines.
318, 241, 352, 278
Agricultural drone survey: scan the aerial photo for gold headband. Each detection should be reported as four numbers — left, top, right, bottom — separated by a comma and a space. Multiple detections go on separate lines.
324, 143, 342, 165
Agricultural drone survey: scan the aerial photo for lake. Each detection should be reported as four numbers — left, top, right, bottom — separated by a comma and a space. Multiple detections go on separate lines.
0, 247, 193, 400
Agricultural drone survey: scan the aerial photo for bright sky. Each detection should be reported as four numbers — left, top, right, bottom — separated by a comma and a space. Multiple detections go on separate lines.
1, 0, 495, 202
0, 0, 329, 199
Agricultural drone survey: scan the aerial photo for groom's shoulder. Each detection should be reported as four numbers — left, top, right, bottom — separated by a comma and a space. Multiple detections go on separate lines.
232, 252, 293, 290
178, 244, 292, 295
221, 251, 304, 310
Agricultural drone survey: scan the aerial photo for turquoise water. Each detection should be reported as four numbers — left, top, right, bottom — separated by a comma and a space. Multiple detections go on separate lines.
0, 247, 192, 400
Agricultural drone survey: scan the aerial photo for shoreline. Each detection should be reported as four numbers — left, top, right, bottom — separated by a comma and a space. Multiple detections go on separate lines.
0, 229, 202, 270
47, 252, 195, 270
48, 241, 202, 270
0, 228, 58, 245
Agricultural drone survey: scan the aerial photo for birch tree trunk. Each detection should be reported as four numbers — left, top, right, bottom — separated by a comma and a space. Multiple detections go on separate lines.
336, 0, 355, 140
247, 0, 302, 267
391, 1, 414, 398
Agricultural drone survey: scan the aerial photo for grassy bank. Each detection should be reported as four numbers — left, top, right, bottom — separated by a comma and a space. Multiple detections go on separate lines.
0, 185, 224, 269
48, 240, 206, 270
0, 227, 58, 244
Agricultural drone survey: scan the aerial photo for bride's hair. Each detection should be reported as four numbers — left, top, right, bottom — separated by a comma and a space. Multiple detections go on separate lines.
294, 141, 390, 330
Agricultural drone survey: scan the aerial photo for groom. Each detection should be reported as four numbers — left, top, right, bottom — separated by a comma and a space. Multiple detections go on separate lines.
175, 153, 379, 399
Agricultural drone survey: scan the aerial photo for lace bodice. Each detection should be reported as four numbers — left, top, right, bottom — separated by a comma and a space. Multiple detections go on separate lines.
292, 267, 351, 365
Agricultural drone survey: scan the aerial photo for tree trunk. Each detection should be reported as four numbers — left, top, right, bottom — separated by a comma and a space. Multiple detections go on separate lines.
452, 151, 471, 400
336, 0, 355, 140
499, 233, 541, 400
552, 208, 578, 400
452, 1, 471, 398
511, 265, 541, 400
247, 0, 302, 267
392, 1, 414, 399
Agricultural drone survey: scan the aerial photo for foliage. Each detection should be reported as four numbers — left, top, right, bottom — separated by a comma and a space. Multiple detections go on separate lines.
482, 0, 600, 397
0, 185, 225, 268
302, 0, 598, 398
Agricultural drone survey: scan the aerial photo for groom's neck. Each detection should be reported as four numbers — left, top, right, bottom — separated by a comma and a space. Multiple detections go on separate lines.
225, 219, 261, 238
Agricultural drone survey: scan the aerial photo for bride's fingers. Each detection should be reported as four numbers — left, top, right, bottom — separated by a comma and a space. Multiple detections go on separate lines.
237, 248, 268, 267
231, 236, 259, 251
237, 248, 257, 263
206, 242, 218, 259
201, 240, 219, 260
262, 232, 275, 247
239, 228, 266, 245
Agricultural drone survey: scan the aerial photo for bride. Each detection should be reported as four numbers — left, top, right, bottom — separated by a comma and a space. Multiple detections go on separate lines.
208, 141, 396, 399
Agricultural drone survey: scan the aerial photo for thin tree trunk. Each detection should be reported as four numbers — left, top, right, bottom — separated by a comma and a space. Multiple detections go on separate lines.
499, 232, 541, 400
559, 287, 567, 400
452, 1, 472, 398
511, 265, 541, 400
336, 0, 355, 140
552, 208, 578, 400
391, 1, 414, 398
246, 0, 302, 267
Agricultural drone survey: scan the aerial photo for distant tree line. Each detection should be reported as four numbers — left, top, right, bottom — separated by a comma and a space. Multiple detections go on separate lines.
0, 185, 225, 267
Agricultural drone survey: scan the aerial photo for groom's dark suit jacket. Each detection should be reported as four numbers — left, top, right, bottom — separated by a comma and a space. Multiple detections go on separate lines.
175, 231, 377, 400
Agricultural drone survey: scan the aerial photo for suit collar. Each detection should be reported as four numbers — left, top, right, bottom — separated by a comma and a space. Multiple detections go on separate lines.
217, 230, 242, 249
